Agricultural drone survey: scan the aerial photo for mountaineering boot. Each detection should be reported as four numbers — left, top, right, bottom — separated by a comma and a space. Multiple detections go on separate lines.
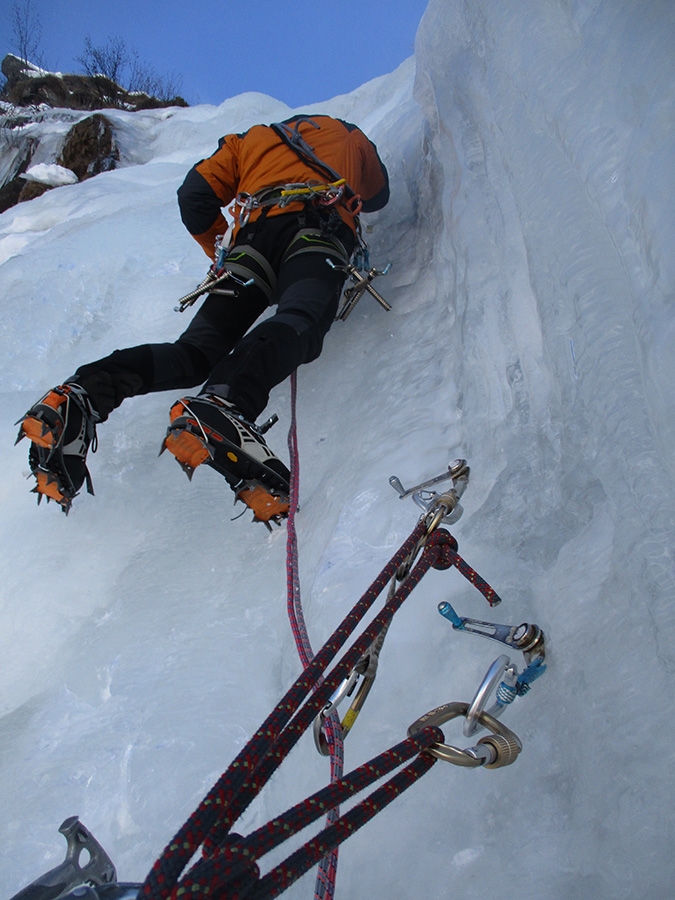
16, 383, 100, 514
161, 394, 290, 527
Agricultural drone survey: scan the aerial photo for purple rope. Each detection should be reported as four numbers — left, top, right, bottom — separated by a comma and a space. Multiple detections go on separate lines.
286, 370, 343, 900
140, 523, 453, 899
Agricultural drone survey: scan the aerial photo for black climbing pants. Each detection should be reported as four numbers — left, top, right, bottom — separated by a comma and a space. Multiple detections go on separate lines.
71, 211, 354, 422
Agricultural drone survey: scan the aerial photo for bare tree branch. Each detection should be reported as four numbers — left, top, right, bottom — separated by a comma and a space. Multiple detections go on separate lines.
11, 0, 43, 66
76, 36, 184, 104
76, 35, 129, 84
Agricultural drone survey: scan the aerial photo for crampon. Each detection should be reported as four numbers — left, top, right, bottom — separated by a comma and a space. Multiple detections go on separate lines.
234, 480, 290, 529
161, 394, 290, 529
16, 384, 98, 514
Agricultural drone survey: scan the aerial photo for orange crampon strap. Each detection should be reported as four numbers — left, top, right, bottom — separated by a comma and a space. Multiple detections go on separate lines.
236, 481, 289, 526
162, 400, 215, 474
18, 387, 72, 449
21, 414, 59, 449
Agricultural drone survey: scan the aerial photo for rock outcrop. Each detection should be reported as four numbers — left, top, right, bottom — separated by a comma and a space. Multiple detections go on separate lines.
1, 54, 187, 212
0, 113, 119, 212
56, 113, 118, 180
1, 54, 188, 112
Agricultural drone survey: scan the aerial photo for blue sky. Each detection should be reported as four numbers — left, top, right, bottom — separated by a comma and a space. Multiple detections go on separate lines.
1, 0, 429, 107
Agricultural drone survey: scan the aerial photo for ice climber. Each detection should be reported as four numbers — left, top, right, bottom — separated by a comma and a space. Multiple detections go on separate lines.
16, 115, 390, 524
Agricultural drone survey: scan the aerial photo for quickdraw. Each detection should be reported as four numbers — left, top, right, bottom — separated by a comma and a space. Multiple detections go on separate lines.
312, 459, 483, 758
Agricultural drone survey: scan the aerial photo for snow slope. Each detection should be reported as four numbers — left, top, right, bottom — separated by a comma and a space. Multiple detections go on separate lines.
2, 1, 674, 898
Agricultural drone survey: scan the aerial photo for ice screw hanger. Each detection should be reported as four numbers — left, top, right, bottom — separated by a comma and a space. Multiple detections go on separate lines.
175, 269, 254, 312
390, 459, 470, 527
438, 601, 547, 736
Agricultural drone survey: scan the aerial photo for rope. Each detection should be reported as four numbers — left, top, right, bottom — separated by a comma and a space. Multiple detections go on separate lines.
191, 728, 444, 900
141, 520, 452, 900
285, 370, 343, 900
285, 371, 312, 667
448, 552, 503, 607
246, 736, 439, 900
140, 436, 502, 900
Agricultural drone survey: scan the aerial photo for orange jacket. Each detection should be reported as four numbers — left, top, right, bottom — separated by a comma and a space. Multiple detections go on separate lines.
177, 115, 389, 258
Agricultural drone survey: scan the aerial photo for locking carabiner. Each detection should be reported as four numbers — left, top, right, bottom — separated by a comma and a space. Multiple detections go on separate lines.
407, 701, 522, 768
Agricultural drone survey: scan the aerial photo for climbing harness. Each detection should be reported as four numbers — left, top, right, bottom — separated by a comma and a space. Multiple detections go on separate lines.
269, 118, 359, 208
13, 453, 548, 900
174, 115, 393, 320
233, 180, 349, 229
174, 229, 393, 320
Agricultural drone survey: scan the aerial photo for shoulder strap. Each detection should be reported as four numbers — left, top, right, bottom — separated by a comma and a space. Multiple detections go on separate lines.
269, 117, 357, 202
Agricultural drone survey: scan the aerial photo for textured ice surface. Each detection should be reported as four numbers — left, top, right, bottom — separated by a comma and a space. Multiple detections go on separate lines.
1, 2, 674, 897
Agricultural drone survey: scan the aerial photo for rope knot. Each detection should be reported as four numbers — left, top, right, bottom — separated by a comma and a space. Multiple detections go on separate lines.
425, 528, 458, 570
188, 835, 260, 899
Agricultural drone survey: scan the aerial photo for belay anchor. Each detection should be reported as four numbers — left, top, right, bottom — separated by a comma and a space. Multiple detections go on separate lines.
438, 601, 547, 736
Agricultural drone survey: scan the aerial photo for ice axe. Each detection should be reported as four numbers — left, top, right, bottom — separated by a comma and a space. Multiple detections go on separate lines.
9, 816, 116, 900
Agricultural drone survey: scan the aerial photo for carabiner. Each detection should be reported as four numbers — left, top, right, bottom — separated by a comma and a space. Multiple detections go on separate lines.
313, 668, 375, 755
463, 654, 519, 737
407, 701, 522, 768
438, 603, 547, 733
313, 626, 388, 755
390, 460, 470, 533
